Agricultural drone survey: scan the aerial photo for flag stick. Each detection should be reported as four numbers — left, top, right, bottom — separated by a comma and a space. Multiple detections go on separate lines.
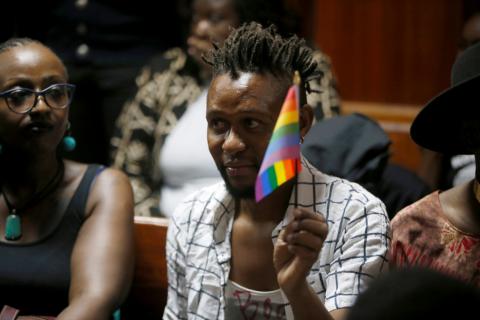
293, 71, 301, 209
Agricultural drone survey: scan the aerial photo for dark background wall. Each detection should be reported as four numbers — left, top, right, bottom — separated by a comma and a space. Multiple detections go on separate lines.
285, 0, 473, 172
296, 0, 465, 106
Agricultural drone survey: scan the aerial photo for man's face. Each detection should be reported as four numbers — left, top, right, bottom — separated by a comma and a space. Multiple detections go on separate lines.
206, 72, 290, 198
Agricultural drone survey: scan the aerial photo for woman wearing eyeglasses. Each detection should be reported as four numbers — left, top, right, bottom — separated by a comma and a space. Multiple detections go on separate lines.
0, 38, 134, 319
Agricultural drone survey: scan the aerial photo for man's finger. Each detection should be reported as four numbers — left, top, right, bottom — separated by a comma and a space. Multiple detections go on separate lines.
293, 219, 328, 238
287, 230, 325, 251
293, 208, 326, 222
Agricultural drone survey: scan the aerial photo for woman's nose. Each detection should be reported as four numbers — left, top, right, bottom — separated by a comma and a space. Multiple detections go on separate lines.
30, 96, 50, 113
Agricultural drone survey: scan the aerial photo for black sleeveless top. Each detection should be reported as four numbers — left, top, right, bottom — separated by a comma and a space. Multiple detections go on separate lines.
0, 164, 103, 315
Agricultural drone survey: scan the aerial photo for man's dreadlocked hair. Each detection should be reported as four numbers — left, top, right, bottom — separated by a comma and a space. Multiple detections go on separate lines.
205, 22, 321, 92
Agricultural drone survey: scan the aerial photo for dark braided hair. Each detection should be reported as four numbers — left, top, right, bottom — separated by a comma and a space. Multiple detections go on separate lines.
205, 22, 320, 92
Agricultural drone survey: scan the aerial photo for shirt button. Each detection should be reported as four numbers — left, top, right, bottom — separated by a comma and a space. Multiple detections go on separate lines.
76, 23, 87, 35
75, 0, 88, 9
76, 44, 89, 58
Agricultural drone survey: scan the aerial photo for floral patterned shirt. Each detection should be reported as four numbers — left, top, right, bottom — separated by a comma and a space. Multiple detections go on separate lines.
390, 191, 480, 286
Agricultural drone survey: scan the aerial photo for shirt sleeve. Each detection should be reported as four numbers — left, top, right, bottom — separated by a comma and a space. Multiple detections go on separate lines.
324, 198, 390, 311
163, 214, 188, 320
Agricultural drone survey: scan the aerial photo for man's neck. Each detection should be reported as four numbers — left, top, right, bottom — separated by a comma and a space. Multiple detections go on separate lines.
235, 179, 295, 223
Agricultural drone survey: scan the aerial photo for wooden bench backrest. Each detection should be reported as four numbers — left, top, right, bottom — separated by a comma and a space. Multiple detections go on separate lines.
122, 216, 169, 320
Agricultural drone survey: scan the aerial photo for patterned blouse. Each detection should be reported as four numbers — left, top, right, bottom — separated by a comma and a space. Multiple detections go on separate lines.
390, 191, 480, 286
110, 47, 341, 217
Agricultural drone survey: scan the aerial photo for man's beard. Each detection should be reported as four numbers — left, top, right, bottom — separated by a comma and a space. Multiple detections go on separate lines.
218, 166, 256, 199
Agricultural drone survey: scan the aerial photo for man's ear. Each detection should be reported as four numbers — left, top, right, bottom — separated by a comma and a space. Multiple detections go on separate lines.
299, 104, 314, 140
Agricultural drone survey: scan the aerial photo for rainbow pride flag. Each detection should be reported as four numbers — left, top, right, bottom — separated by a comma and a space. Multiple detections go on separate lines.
255, 83, 302, 202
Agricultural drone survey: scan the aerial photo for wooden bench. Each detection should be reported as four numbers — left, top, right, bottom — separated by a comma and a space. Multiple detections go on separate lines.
121, 216, 169, 320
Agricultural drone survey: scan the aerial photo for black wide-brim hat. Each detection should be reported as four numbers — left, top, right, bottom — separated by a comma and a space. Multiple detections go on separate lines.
411, 42, 480, 154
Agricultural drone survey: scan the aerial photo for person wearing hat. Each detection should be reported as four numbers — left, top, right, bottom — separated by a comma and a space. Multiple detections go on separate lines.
389, 42, 480, 286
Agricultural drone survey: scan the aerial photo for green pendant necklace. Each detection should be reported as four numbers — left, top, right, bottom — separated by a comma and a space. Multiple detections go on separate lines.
1, 161, 64, 241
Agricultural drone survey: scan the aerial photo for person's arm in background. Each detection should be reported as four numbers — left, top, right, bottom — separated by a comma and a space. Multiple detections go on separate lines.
57, 169, 134, 320
110, 64, 163, 217
110, 48, 202, 217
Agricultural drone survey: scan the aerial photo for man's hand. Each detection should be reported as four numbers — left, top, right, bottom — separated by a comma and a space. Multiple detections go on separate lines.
273, 208, 328, 295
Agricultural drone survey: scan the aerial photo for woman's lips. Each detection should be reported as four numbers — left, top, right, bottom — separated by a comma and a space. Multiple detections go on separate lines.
23, 122, 54, 134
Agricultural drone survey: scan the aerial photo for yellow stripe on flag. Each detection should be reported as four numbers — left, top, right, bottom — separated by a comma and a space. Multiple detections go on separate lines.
274, 110, 299, 129
274, 161, 287, 185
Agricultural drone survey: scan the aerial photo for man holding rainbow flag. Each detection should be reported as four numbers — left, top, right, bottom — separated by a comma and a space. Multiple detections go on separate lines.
164, 23, 390, 320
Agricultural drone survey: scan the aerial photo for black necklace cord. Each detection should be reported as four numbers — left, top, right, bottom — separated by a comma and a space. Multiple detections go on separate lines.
1, 160, 65, 215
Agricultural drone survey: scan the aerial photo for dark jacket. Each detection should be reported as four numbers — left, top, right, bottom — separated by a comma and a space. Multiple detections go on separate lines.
302, 113, 431, 219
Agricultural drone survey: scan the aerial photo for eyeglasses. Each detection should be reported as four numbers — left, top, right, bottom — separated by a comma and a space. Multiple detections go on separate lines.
0, 83, 76, 114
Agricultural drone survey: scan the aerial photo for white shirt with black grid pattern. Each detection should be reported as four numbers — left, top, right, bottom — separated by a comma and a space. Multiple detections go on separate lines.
163, 157, 390, 320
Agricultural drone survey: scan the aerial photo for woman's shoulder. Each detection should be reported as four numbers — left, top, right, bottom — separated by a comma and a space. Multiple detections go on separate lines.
80, 165, 134, 219
65, 161, 132, 202
391, 191, 441, 230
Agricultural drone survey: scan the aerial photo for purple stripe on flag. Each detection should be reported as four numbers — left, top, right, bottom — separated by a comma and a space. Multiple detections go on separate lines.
255, 171, 268, 201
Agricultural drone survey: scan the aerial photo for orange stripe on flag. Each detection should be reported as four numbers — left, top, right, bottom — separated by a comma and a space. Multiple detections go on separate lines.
282, 97, 297, 112
284, 159, 294, 178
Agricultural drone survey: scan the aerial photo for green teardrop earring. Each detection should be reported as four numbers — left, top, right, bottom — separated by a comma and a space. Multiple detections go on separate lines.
62, 121, 76, 152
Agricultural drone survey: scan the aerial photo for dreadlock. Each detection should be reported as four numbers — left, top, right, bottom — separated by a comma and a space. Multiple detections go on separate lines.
205, 22, 320, 92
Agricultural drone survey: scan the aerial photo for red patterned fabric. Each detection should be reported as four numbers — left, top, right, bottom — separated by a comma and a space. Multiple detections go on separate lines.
390, 191, 480, 286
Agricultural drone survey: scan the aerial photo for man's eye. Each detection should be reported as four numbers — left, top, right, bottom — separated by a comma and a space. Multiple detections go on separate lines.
209, 119, 227, 132
245, 118, 260, 129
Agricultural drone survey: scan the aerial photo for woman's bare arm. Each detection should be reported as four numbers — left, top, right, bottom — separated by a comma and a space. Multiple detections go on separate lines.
57, 168, 135, 320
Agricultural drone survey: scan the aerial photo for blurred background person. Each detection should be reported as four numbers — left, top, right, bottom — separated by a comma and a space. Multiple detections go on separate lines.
418, 10, 480, 191
110, 0, 340, 217
390, 42, 480, 286
6, 0, 191, 165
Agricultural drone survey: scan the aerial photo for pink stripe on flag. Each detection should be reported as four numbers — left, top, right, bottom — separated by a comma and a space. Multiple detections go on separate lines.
258, 145, 300, 173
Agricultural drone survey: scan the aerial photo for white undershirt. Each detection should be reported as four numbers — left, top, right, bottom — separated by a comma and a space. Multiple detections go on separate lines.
159, 89, 221, 216
225, 280, 292, 320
